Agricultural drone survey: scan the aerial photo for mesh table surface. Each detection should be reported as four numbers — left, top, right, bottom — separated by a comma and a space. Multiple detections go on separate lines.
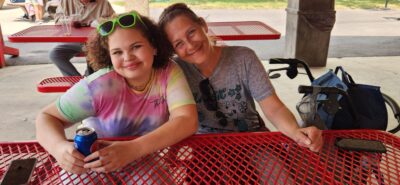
207, 21, 281, 40
8, 22, 280, 43
37, 76, 83, 93
8, 25, 95, 43
1, 130, 398, 184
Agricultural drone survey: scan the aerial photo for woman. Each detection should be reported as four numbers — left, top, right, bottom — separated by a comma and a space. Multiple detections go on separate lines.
36, 11, 198, 176
159, 3, 322, 152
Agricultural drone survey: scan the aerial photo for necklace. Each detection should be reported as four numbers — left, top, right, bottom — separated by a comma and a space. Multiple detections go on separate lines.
128, 70, 154, 92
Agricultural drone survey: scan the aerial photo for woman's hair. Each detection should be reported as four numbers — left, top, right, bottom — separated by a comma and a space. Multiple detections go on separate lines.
85, 12, 172, 71
158, 3, 205, 51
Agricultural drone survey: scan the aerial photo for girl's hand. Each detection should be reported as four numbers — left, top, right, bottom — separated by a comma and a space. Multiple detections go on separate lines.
291, 126, 323, 152
83, 140, 142, 173
52, 141, 87, 174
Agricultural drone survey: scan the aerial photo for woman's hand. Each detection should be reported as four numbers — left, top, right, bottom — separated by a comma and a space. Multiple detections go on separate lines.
290, 126, 323, 152
51, 141, 87, 174
258, 94, 323, 152
83, 140, 142, 173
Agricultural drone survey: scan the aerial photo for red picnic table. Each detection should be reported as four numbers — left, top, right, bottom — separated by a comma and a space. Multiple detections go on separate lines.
8, 21, 281, 93
0, 130, 399, 184
8, 25, 94, 43
8, 21, 280, 43
0, 24, 19, 68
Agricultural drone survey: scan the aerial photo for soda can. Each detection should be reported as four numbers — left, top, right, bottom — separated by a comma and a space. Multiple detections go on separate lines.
74, 127, 97, 156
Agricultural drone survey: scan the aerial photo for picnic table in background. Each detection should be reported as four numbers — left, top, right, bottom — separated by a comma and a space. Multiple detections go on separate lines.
0, 24, 19, 68
8, 21, 281, 43
7, 21, 281, 92
8, 25, 94, 43
0, 130, 399, 184
207, 21, 280, 40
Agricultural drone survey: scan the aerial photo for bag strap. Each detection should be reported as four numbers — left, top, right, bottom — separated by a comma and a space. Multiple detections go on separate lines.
342, 91, 360, 128
334, 66, 356, 85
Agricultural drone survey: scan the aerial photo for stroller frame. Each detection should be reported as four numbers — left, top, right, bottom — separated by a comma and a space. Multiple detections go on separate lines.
268, 58, 400, 134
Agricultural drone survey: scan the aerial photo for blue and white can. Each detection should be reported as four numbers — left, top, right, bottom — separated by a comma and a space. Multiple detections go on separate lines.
74, 127, 97, 156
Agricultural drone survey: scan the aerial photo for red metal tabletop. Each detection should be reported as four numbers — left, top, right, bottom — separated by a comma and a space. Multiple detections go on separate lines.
207, 21, 281, 40
0, 130, 399, 184
7, 25, 95, 43
8, 21, 280, 43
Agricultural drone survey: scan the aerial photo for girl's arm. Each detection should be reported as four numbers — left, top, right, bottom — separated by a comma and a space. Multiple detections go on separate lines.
36, 102, 87, 174
84, 104, 198, 172
258, 92, 323, 152
134, 104, 198, 153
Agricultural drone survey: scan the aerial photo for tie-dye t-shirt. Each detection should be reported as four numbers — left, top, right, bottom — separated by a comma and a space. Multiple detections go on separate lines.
56, 62, 195, 138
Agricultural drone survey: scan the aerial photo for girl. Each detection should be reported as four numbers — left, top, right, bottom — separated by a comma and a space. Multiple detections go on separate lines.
36, 11, 198, 175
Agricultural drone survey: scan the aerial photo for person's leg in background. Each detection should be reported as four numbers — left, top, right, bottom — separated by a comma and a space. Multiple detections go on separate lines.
18, 5, 29, 20
24, 2, 36, 21
49, 43, 83, 76
31, 0, 44, 23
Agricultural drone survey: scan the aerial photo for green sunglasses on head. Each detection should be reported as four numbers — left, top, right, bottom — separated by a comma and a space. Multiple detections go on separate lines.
97, 11, 146, 36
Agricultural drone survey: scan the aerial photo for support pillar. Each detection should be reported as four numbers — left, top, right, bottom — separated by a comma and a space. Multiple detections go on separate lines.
284, 0, 336, 67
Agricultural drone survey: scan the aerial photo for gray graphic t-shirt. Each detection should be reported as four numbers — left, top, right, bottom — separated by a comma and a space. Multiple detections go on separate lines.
175, 46, 274, 133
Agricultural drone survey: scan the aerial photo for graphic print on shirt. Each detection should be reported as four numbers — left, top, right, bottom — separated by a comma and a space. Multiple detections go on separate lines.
150, 95, 167, 108
196, 83, 250, 131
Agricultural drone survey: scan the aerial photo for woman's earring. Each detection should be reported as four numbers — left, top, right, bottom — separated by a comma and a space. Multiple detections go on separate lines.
154, 49, 157, 56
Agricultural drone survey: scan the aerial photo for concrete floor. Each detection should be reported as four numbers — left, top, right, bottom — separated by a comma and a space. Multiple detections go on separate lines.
0, 56, 399, 141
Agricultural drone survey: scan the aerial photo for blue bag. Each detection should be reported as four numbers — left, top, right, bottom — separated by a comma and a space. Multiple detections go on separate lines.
334, 67, 387, 130
311, 70, 348, 128
311, 66, 388, 130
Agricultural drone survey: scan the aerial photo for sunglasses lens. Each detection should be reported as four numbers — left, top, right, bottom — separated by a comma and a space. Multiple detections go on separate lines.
119, 14, 135, 27
199, 79, 218, 111
234, 119, 248, 131
199, 79, 229, 127
199, 79, 210, 94
216, 111, 225, 119
216, 111, 228, 127
219, 118, 228, 127
99, 21, 114, 36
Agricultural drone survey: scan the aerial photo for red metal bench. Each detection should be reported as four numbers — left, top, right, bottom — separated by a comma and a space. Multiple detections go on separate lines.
37, 76, 83, 93
0, 24, 19, 68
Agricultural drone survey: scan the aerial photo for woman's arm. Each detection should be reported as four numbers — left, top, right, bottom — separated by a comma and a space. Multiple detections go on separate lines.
36, 102, 87, 174
133, 104, 198, 155
84, 104, 198, 172
258, 92, 323, 152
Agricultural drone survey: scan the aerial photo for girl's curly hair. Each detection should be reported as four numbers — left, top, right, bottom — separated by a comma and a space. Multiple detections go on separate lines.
85, 12, 173, 71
